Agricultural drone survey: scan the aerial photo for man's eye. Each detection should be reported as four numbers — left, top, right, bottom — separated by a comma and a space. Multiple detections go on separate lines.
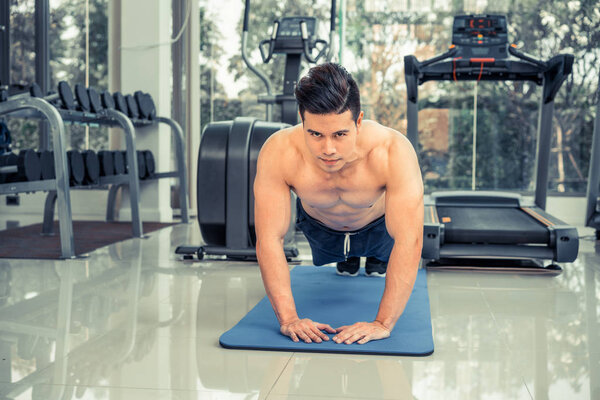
311, 132, 321, 137
336, 132, 346, 137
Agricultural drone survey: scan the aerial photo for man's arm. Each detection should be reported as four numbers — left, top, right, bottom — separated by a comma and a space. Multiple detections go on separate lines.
254, 135, 335, 343
333, 134, 423, 345
374, 136, 424, 330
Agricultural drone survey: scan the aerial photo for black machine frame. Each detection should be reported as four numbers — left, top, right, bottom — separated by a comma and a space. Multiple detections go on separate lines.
176, 0, 337, 261
242, 0, 336, 126
405, 14, 579, 274
584, 71, 600, 238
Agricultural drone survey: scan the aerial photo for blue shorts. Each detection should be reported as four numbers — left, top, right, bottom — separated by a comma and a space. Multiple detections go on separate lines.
295, 199, 395, 266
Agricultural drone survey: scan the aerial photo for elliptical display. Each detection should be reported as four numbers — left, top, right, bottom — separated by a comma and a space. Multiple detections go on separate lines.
176, 0, 337, 261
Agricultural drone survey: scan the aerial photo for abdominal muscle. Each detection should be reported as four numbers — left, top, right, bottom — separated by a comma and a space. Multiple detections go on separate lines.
296, 190, 386, 231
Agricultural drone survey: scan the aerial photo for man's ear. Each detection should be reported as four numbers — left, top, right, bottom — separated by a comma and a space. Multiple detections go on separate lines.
356, 111, 364, 131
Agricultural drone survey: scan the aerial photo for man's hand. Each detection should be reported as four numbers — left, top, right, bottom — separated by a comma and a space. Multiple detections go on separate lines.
333, 321, 390, 345
280, 318, 337, 343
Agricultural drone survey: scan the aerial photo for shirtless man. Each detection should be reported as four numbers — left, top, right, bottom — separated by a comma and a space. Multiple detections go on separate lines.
254, 63, 423, 345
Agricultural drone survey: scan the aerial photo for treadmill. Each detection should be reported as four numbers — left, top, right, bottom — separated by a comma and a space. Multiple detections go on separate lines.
584, 71, 600, 239
404, 14, 579, 275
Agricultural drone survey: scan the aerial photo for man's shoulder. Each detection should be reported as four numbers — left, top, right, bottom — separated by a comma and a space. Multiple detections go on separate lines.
362, 120, 414, 158
258, 125, 302, 167
264, 124, 299, 145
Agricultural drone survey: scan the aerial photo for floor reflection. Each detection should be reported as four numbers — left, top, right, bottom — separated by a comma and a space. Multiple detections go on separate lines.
0, 221, 597, 399
0, 240, 148, 400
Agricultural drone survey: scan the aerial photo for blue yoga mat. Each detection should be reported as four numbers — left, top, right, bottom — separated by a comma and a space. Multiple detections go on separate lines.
219, 266, 434, 356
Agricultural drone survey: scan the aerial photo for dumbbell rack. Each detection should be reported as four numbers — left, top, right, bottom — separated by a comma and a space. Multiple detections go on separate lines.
0, 97, 76, 258
104, 116, 189, 225
40, 107, 144, 237
1, 90, 189, 258
39, 107, 190, 233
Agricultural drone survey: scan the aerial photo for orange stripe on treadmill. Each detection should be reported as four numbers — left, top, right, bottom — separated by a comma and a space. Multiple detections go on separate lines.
521, 207, 553, 227
429, 206, 438, 223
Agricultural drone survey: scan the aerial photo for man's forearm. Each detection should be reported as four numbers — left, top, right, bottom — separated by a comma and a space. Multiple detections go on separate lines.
256, 240, 299, 325
374, 238, 421, 330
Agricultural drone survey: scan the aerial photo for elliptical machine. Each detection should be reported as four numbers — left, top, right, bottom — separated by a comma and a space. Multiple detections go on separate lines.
176, 0, 337, 261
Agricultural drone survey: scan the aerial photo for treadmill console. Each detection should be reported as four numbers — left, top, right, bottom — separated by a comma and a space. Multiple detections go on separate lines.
452, 15, 509, 58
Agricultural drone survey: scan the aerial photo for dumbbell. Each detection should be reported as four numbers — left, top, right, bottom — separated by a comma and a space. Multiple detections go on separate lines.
105, 90, 156, 120
141, 150, 155, 178
87, 87, 104, 114
112, 91, 145, 120
101, 90, 115, 110
112, 92, 129, 115
30, 81, 90, 112
73, 83, 92, 112
27, 82, 61, 107
97, 150, 126, 176
35, 150, 97, 185
97, 150, 114, 176
66, 150, 85, 186
82, 150, 100, 184
134, 91, 157, 120
120, 150, 146, 179
125, 94, 140, 119
0, 150, 42, 183
38, 150, 55, 180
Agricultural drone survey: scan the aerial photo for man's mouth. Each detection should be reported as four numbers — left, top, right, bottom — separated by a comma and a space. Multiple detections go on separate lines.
321, 158, 339, 165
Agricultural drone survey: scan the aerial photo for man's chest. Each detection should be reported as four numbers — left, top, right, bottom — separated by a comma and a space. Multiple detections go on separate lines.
290, 164, 385, 209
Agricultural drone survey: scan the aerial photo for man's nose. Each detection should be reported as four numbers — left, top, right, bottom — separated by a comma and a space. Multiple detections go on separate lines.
323, 138, 336, 155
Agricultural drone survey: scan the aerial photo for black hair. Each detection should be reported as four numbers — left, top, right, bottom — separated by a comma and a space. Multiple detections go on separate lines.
294, 62, 361, 123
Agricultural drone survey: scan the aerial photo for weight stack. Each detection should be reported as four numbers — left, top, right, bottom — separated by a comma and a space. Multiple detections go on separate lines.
197, 117, 296, 249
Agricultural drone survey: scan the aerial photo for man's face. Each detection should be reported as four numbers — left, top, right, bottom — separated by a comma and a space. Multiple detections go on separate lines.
302, 109, 363, 173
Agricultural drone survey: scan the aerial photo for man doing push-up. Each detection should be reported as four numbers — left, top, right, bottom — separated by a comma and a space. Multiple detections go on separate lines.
254, 62, 423, 345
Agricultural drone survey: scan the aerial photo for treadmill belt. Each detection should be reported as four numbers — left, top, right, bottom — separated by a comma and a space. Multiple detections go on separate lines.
437, 206, 549, 244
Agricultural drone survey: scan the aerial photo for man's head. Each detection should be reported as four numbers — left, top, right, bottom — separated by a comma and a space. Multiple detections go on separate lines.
295, 63, 363, 172
295, 63, 361, 123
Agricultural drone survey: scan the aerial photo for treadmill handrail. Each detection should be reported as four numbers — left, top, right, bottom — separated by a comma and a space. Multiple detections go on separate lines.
405, 51, 571, 86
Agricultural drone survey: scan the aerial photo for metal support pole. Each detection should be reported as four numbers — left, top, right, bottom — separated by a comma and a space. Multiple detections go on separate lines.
281, 54, 302, 125
35, 0, 51, 151
407, 99, 419, 153
103, 109, 143, 237
156, 116, 189, 223
0, 0, 10, 86
534, 99, 555, 210
172, 0, 185, 128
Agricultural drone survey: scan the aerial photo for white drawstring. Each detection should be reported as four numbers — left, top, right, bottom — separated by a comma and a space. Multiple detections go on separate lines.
344, 232, 351, 261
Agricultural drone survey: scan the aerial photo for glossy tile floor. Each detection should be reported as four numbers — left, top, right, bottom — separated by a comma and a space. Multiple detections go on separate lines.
0, 216, 598, 400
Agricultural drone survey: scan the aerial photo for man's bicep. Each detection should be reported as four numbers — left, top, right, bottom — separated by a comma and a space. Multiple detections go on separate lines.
254, 151, 292, 241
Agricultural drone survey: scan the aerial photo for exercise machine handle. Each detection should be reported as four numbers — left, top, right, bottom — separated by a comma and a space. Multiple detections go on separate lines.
259, 20, 279, 63
243, 0, 250, 32
300, 20, 328, 64
419, 46, 459, 68
330, 0, 336, 31
508, 44, 548, 69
